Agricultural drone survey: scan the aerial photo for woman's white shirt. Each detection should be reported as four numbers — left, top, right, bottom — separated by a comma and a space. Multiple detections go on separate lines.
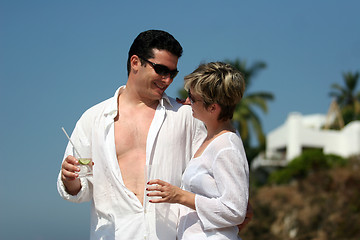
177, 132, 249, 240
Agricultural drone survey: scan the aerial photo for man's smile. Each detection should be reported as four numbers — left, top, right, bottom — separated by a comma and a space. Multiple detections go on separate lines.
154, 82, 166, 90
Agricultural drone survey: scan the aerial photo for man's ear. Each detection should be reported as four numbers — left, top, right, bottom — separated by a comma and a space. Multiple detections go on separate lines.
130, 55, 141, 73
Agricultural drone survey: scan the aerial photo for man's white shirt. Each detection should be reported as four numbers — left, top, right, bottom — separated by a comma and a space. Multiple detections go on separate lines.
57, 86, 206, 240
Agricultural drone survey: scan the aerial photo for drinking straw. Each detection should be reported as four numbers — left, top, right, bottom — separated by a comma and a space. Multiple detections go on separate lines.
61, 127, 82, 158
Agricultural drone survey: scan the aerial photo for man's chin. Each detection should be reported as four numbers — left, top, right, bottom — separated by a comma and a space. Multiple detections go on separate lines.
152, 91, 164, 100
155, 87, 166, 96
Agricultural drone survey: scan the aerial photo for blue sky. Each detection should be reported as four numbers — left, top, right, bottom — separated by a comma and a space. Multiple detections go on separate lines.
1, 1, 359, 239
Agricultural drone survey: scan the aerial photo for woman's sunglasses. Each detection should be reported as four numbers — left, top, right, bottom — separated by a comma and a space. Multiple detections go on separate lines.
138, 56, 179, 79
187, 89, 197, 104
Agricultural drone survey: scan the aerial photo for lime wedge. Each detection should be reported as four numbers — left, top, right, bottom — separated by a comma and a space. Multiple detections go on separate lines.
78, 158, 91, 165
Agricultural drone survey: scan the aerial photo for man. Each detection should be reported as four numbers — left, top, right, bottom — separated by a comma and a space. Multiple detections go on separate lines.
57, 30, 251, 240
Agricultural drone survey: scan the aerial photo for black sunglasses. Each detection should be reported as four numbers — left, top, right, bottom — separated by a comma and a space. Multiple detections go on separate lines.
138, 56, 179, 79
187, 89, 197, 104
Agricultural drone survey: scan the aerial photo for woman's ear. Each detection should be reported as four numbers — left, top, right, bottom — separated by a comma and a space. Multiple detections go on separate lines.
210, 103, 220, 113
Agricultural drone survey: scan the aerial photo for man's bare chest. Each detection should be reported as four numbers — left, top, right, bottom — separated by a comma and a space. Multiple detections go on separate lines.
113, 111, 155, 204
114, 112, 153, 154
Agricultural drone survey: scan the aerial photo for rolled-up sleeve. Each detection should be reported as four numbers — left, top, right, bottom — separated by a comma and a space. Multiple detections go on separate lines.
57, 173, 92, 202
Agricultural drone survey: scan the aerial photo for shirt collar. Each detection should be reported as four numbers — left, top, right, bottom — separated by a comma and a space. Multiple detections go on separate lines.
103, 86, 123, 118
103, 86, 173, 118
160, 92, 173, 108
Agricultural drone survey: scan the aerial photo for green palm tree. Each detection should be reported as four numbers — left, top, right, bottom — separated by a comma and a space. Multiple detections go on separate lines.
329, 71, 360, 125
226, 59, 274, 160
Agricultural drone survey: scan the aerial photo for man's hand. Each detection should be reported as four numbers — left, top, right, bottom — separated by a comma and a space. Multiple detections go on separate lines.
238, 202, 253, 232
61, 155, 81, 195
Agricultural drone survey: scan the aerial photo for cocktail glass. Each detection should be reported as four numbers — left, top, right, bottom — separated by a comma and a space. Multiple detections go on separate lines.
61, 127, 93, 178
74, 150, 93, 177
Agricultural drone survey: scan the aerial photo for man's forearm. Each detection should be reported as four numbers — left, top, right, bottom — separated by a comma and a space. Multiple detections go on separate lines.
63, 178, 81, 195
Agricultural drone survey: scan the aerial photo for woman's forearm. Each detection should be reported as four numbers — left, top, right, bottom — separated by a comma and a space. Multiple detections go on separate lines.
178, 189, 196, 210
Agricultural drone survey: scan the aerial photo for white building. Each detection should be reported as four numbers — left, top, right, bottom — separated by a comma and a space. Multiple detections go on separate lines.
252, 112, 360, 169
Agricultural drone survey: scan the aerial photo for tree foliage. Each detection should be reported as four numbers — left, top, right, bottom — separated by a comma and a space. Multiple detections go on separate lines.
268, 149, 346, 185
225, 59, 274, 161
329, 71, 360, 125
241, 156, 360, 240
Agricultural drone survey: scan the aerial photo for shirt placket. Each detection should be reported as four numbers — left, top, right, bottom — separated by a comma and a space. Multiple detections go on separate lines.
143, 102, 167, 240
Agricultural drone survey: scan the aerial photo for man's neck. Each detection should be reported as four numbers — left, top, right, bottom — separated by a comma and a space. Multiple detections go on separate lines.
119, 87, 160, 110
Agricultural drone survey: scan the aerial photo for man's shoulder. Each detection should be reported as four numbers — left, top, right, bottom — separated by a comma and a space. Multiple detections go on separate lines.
164, 97, 205, 131
79, 95, 116, 122
83, 86, 123, 117
164, 96, 191, 112
164, 98, 193, 118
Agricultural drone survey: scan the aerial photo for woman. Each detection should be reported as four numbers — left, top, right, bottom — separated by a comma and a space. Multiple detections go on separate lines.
147, 62, 249, 239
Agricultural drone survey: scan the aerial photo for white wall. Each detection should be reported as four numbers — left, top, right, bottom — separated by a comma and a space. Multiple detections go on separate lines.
266, 112, 360, 161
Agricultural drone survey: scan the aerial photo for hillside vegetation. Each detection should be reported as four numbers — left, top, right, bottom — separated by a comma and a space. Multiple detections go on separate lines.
240, 152, 360, 240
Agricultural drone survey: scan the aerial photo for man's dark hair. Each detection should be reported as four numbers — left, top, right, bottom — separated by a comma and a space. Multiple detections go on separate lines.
127, 30, 183, 75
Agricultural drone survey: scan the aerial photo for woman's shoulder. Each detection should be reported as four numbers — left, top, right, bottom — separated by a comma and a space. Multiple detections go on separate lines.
209, 131, 245, 156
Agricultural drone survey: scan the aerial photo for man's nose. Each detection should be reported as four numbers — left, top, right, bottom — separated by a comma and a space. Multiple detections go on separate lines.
161, 74, 173, 84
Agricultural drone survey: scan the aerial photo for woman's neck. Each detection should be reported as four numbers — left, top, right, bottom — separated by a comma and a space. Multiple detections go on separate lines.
194, 120, 236, 158
205, 120, 235, 140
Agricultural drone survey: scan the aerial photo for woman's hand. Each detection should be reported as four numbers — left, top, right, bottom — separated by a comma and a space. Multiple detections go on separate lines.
146, 179, 196, 210
146, 179, 182, 203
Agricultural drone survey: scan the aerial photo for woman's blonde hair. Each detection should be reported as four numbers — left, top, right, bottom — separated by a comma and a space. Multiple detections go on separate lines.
184, 62, 245, 121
